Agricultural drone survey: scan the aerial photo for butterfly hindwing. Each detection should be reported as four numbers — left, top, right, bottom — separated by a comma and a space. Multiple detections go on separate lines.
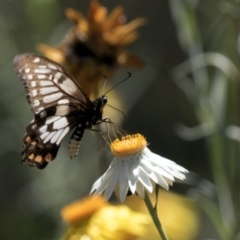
22, 106, 79, 168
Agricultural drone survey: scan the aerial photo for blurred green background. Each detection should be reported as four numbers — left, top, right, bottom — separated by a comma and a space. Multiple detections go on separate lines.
1, 0, 240, 239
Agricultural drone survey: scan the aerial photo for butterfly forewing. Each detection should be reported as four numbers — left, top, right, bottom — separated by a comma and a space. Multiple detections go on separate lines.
14, 54, 107, 169
14, 54, 90, 114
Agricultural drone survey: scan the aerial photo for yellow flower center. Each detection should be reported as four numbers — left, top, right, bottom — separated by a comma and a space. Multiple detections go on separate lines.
110, 134, 147, 157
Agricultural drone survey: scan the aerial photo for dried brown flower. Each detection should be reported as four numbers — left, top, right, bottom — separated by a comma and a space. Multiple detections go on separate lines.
38, 0, 145, 97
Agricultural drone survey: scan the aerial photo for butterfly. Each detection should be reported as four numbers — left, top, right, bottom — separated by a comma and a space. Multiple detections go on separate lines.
14, 54, 109, 169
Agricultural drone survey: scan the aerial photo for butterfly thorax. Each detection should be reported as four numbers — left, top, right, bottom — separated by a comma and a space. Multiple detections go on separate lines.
68, 95, 107, 160
89, 95, 108, 126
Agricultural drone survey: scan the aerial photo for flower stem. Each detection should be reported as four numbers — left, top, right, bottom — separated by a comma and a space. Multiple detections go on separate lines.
144, 192, 169, 240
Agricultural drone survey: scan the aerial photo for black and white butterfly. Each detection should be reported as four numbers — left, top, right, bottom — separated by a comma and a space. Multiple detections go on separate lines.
14, 54, 109, 169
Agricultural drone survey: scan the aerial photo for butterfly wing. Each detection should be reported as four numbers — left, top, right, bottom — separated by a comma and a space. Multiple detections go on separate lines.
14, 54, 91, 168
13, 54, 90, 114
22, 106, 80, 168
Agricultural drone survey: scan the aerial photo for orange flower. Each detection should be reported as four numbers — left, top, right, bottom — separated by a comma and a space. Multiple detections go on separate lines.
38, 0, 145, 97
61, 196, 107, 224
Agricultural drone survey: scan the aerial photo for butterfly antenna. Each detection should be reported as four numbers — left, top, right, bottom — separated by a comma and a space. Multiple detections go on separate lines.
102, 75, 108, 96
104, 72, 132, 95
107, 103, 126, 126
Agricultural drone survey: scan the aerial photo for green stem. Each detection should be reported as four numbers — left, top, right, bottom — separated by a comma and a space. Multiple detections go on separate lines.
144, 192, 169, 240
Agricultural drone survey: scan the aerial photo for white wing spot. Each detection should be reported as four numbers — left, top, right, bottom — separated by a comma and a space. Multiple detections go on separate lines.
27, 74, 33, 80
31, 124, 37, 130
51, 129, 64, 143
25, 68, 30, 73
33, 99, 40, 106
54, 77, 79, 96
58, 99, 70, 104
56, 127, 70, 145
43, 131, 56, 143
40, 80, 53, 86
31, 90, 37, 97
31, 81, 36, 87
55, 105, 70, 115
40, 131, 49, 140
43, 92, 63, 103
47, 63, 58, 70
53, 72, 62, 82
34, 68, 52, 74
33, 57, 40, 63
53, 117, 69, 130
37, 74, 46, 79
38, 65, 47, 68
40, 87, 58, 95
39, 125, 47, 133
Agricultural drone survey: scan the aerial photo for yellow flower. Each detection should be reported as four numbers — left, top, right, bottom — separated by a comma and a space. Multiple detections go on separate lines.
61, 196, 150, 240
38, 0, 145, 97
88, 205, 150, 240
91, 133, 188, 202
125, 191, 200, 240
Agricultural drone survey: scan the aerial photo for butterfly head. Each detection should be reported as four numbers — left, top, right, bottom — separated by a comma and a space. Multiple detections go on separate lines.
96, 95, 108, 111
101, 95, 108, 105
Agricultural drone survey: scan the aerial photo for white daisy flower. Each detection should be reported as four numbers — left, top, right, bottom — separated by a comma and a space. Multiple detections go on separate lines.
90, 134, 188, 203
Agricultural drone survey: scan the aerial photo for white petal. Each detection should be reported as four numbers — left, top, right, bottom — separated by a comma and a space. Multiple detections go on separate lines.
145, 170, 158, 183
169, 171, 187, 180
141, 165, 169, 190
104, 160, 121, 200
118, 161, 129, 202
154, 173, 169, 190
139, 158, 153, 174
90, 146, 188, 202
91, 160, 117, 194
91, 175, 109, 195
152, 166, 174, 181
164, 177, 173, 186
136, 181, 145, 199
138, 167, 153, 193
127, 159, 139, 194
143, 148, 188, 178
148, 152, 187, 172
90, 172, 107, 193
